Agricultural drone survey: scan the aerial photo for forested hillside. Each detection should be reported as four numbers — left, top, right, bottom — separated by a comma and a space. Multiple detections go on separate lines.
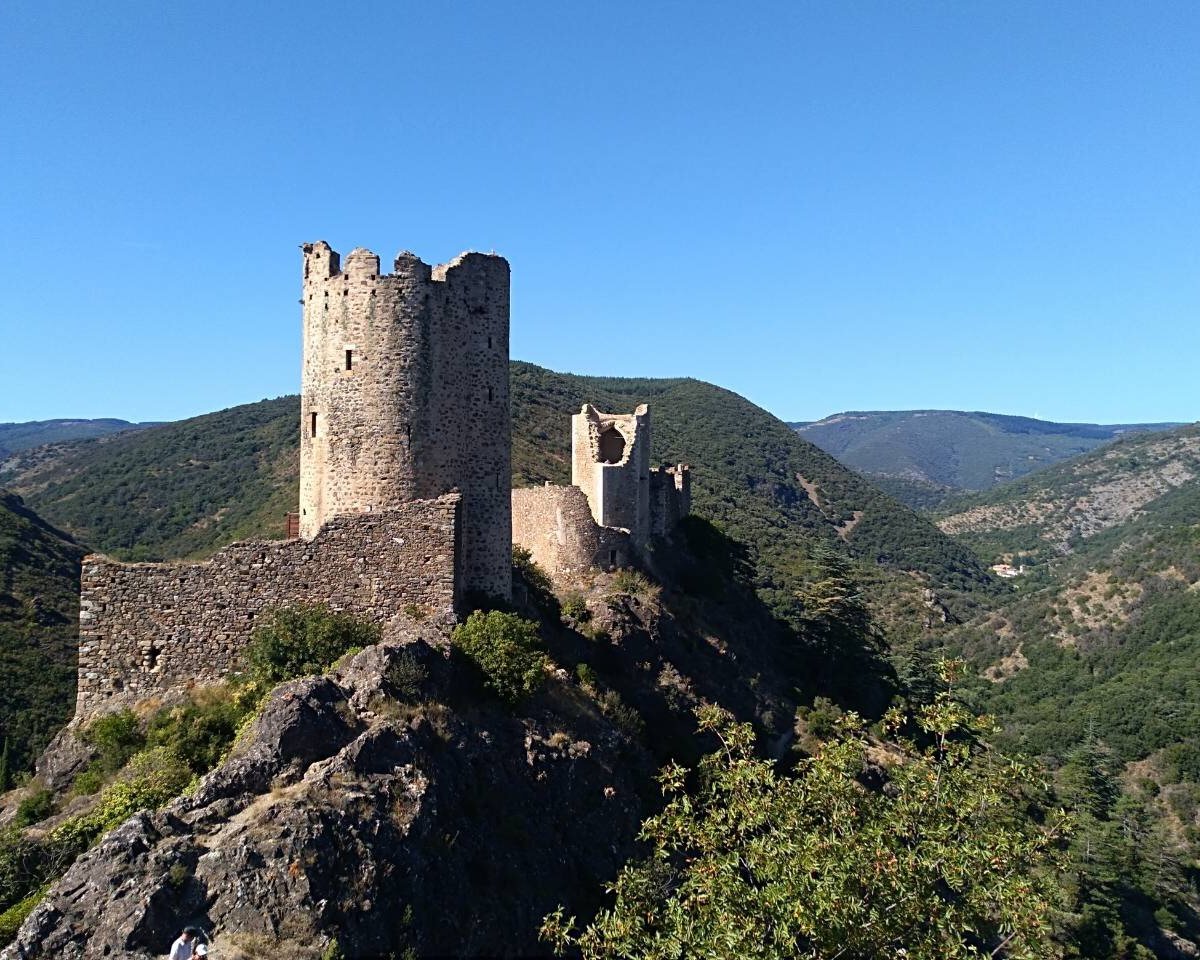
0, 492, 82, 779
793, 409, 1179, 508
0, 364, 990, 599
928, 432, 1200, 954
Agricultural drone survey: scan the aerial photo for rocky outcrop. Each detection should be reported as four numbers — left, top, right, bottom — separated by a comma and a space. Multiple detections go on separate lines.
3, 640, 648, 959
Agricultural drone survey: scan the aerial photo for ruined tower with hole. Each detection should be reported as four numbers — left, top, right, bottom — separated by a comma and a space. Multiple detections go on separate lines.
512, 403, 691, 577
300, 241, 512, 600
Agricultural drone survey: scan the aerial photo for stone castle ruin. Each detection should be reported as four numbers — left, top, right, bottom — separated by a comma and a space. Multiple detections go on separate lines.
73, 241, 688, 718
512, 404, 690, 576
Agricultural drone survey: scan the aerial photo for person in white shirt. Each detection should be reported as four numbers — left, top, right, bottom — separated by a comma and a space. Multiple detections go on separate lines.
168, 926, 198, 959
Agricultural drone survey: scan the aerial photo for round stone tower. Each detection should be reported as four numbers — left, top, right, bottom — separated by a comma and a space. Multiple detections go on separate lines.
299, 241, 512, 601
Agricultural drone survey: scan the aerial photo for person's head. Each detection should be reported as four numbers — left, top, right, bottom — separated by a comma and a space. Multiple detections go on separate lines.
182, 926, 199, 942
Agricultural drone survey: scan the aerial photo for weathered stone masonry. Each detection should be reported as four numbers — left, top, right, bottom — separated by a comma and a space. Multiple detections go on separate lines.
511, 484, 631, 577
512, 404, 691, 577
76, 497, 458, 716
300, 242, 511, 600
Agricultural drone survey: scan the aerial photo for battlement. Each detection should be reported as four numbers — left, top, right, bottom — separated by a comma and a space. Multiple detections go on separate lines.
302, 242, 508, 286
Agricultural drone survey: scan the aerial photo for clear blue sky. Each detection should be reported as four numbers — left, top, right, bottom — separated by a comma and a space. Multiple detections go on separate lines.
2, 1, 1197, 425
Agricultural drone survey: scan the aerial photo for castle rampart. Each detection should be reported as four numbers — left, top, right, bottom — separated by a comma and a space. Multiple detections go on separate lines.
75, 497, 459, 716
300, 241, 511, 600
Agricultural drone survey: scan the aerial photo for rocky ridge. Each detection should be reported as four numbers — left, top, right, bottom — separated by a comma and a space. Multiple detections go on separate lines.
3, 638, 648, 959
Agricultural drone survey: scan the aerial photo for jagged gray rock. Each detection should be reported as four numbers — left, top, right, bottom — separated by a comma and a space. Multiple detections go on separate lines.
3, 640, 646, 959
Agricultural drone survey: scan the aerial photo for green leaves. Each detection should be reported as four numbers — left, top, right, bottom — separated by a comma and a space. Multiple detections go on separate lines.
451, 610, 547, 705
546, 697, 1069, 960
242, 604, 380, 685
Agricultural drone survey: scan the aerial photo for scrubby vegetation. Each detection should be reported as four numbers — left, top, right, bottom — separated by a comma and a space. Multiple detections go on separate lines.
452, 610, 547, 705
242, 603, 380, 685
0, 688, 253, 947
545, 675, 1068, 959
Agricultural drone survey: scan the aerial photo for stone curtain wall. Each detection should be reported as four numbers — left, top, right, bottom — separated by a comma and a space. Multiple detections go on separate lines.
649, 465, 692, 538
299, 242, 511, 600
512, 485, 631, 577
76, 496, 459, 717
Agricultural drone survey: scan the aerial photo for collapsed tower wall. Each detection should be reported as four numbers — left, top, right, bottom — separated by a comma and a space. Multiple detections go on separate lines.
571, 404, 652, 551
300, 242, 511, 600
514, 404, 691, 578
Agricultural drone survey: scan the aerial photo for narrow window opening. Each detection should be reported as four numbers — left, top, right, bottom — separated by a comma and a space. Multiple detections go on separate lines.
487, 335, 493, 349
311, 412, 318, 437
345, 349, 353, 371
487, 386, 494, 402
609, 549, 617, 566
146, 641, 160, 671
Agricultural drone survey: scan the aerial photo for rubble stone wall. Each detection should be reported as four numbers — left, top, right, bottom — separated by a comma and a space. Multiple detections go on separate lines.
75, 496, 459, 717
511, 484, 631, 577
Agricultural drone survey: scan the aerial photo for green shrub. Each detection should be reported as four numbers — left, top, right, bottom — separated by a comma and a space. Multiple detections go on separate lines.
513, 546, 555, 600
80, 710, 144, 774
13, 790, 54, 828
609, 568, 660, 602
452, 611, 547, 705
146, 698, 250, 775
386, 651, 430, 702
561, 592, 591, 625
0, 886, 44, 945
243, 604, 380, 685
0, 828, 43, 914
596, 689, 645, 740
71, 765, 105, 796
575, 663, 598, 689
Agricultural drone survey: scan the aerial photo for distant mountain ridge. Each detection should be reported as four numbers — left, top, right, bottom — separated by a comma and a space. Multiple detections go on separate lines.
791, 410, 1183, 506
0, 418, 158, 459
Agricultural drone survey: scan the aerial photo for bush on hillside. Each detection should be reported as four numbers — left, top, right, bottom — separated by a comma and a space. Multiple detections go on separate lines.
79, 710, 144, 774
243, 604, 380, 685
543, 692, 1068, 959
12, 790, 54, 829
452, 611, 547, 705
146, 696, 250, 775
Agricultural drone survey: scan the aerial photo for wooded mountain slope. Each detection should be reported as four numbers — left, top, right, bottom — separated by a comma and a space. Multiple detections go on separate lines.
0, 365, 990, 601
0, 492, 82, 776
937, 422, 1200, 565
793, 409, 1180, 505
931, 435, 1200, 948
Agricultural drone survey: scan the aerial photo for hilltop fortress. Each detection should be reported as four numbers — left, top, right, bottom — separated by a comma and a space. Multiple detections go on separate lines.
73, 242, 689, 717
